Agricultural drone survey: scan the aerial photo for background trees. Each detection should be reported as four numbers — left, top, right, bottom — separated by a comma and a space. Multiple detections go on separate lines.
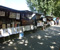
26, 0, 60, 17
53, 0, 60, 17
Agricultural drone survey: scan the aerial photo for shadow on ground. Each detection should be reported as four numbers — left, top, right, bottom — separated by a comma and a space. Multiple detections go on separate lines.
0, 26, 60, 50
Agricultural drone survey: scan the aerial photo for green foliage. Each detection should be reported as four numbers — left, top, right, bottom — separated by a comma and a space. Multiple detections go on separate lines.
26, 0, 60, 17
53, 0, 60, 17
53, 2, 60, 17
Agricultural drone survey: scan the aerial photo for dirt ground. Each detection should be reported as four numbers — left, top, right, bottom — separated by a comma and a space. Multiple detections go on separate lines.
0, 25, 60, 50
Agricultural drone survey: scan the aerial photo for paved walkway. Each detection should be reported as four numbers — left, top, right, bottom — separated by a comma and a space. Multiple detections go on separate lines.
0, 25, 60, 50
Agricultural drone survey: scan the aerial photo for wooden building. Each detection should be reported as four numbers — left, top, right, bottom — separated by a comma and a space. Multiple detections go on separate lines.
0, 6, 38, 42
20, 10, 34, 26
0, 5, 47, 42
0, 5, 21, 42
0, 5, 21, 28
20, 10, 36, 31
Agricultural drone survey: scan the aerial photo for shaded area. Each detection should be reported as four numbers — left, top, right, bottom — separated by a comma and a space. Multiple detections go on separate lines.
0, 26, 60, 50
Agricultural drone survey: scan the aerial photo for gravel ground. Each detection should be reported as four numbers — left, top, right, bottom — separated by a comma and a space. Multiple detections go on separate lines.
0, 25, 60, 50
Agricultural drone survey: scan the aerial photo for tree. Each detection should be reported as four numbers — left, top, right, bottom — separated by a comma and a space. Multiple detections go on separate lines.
53, 0, 60, 17
26, 0, 60, 17
26, 0, 54, 15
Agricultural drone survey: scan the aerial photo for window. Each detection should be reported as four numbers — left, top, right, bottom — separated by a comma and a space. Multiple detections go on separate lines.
0, 11, 5, 16
2, 24, 6, 29
16, 13, 20, 19
9, 12, 16, 18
